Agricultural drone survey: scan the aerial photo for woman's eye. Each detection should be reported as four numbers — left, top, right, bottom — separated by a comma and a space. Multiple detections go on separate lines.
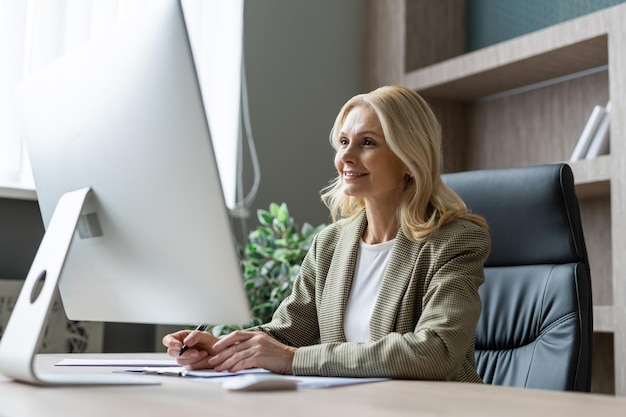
339, 138, 349, 146
363, 138, 375, 146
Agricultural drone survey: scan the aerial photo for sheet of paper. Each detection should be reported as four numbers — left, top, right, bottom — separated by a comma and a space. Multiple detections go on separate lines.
56, 358, 179, 367
112, 363, 388, 388
135, 365, 389, 388
133, 367, 270, 378
285, 376, 389, 388
183, 368, 270, 378
204, 374, 389, 389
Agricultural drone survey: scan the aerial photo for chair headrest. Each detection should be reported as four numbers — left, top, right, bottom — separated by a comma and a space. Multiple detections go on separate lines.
443, 163, 588, 267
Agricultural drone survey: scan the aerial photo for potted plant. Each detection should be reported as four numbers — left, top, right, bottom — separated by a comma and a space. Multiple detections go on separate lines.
210, 202, 325, 336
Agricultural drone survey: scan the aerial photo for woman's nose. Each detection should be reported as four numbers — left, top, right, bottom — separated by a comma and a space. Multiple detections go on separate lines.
339, 143, 356, 163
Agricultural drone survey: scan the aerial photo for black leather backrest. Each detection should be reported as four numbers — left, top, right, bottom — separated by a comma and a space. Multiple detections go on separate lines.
443, 164, 588, 267
443, 163, 592, 392
477, 264, 589, 390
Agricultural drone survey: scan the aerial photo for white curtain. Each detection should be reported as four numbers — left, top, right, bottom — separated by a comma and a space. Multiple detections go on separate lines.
0, 0, 243, 208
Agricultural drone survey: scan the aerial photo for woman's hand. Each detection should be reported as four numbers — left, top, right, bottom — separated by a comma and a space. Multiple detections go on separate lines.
208, 330, 297, 375
162, 329, 220, 369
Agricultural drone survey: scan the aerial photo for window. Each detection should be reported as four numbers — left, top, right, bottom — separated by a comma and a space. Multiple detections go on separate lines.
0, 0, 245, 209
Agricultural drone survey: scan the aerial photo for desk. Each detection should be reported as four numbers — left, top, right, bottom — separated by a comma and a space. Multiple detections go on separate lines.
1, 353, 625, 417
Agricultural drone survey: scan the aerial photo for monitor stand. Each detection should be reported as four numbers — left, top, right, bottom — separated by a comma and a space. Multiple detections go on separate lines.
0, 187, 159, 386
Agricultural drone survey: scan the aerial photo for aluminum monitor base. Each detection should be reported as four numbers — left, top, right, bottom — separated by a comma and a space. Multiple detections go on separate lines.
0, 188, 158, 386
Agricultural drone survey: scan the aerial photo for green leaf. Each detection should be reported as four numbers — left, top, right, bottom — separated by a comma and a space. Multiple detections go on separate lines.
260, 260, 276, 275
243, 266, 259, 279
269, 202, 280, 217
274, 217, 286, 233
257, 210, 273, 227
272, 248, 295, 263
278, 237, 292, 246
248, 228, 272, 246
277, 203, 289, 224
245, 249, 265, 262
252, 302, 274, 313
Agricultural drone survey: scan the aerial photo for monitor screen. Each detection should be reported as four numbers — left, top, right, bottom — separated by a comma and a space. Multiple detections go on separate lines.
13, 0, 251, 327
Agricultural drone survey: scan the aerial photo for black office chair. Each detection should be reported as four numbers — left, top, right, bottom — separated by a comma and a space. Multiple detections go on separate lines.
443, 163, 593, 392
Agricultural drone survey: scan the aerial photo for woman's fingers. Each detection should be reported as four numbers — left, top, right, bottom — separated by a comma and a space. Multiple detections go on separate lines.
210, 340, 255, 372
162, 329, 218, 357
177, 349, 210, 368
162, 330, 191, 353
164, 329, 296, 373
209, 331, 296, 374
211, 330, 253, 351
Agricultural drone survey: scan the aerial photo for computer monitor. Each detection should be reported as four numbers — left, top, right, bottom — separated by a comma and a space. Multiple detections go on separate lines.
0, 0, 250, 385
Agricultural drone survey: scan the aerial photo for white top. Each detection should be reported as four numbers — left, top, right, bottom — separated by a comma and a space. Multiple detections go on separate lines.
343, 239, 395, 343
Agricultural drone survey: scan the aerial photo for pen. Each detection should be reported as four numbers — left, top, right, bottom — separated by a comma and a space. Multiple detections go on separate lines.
178, 323, 208, 357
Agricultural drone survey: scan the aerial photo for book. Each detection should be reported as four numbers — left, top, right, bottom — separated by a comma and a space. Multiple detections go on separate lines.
585, 101, 611, 159
569, 104, 606, 162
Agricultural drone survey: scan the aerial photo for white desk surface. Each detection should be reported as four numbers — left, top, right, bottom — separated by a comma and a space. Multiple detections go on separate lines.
0, 353, 624, 417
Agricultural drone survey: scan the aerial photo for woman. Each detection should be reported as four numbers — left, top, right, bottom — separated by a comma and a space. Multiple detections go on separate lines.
163, 85, 491, 382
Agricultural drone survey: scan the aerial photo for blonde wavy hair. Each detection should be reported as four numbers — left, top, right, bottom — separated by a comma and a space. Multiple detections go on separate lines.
320, 85, 487, 241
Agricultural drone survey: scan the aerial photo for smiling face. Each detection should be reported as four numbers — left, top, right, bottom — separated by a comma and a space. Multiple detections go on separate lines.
334, 105, 408, 209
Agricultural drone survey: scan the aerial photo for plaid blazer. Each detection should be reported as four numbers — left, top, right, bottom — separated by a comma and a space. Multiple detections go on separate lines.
258, 211, 491, 382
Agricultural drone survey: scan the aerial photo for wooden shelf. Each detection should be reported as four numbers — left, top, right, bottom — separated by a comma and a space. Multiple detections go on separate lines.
571, 155, 611, 198
403, 11, 608, 101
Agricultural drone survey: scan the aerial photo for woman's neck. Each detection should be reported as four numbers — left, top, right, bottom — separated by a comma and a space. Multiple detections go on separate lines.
362, 205, 400, 245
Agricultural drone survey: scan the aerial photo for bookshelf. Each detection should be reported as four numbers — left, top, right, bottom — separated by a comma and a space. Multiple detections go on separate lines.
364, 0, 626, 395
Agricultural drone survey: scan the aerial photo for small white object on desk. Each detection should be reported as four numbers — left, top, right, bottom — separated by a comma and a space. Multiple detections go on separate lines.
221, 374, 298, 391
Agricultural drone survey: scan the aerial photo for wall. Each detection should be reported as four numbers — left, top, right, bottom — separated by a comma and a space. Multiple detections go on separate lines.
467, 0, 626, 51
0, 198, 43, 280
237, 0, 364, 237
